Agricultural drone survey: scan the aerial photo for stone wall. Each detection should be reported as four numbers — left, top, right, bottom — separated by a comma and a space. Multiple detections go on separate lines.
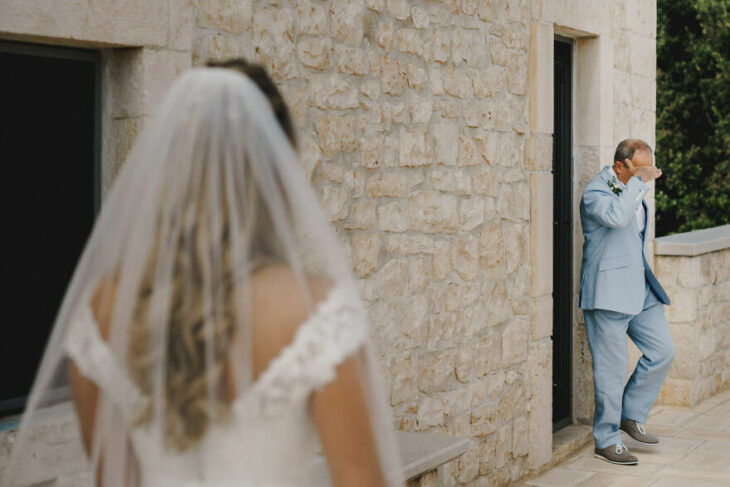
0, 0, 661, 485
655, 229, 730, 407
194, 1, 547, 485
192, 1, 655, 485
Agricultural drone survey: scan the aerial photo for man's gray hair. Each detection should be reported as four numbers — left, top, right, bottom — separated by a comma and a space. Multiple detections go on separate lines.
614, 139, 652, 166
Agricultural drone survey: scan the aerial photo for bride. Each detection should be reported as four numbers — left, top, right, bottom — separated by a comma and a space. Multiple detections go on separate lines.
4, 68, 402, 487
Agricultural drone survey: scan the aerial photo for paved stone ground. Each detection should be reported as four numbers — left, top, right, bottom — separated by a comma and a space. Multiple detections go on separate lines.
520, 389, 730, 487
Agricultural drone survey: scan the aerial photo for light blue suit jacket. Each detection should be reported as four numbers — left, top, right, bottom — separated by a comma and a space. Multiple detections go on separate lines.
578, 166, 671, 315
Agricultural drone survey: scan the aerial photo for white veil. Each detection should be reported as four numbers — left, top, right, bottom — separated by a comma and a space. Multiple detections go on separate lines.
4, 68, 401, 487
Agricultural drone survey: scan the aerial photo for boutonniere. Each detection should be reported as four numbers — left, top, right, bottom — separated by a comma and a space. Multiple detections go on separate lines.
607, 176, 622, 195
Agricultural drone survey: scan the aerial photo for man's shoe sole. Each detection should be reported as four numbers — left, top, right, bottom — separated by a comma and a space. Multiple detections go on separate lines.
620, 429, 660, 446
593, 453, 638, 465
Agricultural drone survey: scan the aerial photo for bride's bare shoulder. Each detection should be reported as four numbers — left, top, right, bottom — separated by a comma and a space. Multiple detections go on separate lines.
248, 265, 332, 362
89, 277, 120, 341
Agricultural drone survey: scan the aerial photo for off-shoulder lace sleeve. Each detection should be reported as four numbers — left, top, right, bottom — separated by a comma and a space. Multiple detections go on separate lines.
64, 303, 148, 423
245, 285, 369, 416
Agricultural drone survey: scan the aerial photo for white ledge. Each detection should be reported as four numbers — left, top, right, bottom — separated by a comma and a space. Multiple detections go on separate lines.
397, 431, 470, 480
655, 224, 730, 257
313, 431, 470, 484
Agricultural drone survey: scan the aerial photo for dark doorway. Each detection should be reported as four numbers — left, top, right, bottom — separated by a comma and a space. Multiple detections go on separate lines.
0, 42, 100, 416
552, 37, 573, 430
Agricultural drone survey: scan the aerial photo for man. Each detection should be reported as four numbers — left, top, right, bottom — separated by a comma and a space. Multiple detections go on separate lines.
579, 139, 675, 465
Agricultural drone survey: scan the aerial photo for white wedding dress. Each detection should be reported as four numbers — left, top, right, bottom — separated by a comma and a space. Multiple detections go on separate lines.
6, 69, 401, 487
65, 285, 368, 487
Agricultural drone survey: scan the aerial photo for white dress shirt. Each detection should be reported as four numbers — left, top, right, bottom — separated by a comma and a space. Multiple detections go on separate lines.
614, 172, 646, 234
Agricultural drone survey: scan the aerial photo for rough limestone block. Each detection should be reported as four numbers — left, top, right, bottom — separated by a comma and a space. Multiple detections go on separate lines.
408, 191, 458, 233
431, 121, 459, 166
351, 234, 380, 279
399, 129, 430, 167
480, 220, 506, 280
443, 66, 473, 99
494, 424, 513, 468
310, 74, 358, 109
347, 200, 377, 230
417, 350, 457, 394
471, 166, 499, 196
381, 53, 407, 96
377, 21, 396, 49
409, 94, 433, 124
197, 0, 251, 34
470, 402, 499, 437
665, 287, 698, 323
297, 38, 332, 70
378, 200, 410, 232
315, 114, 356, 156
319, 186, 349, 222
424, 29, 452, 64
459, 198, 485, 230
397, 28, 423, 56
474, 333, 501, 379
408, 255, 431, 293
471, 66, 506, 99
366, 172, 408, 198
389, 353, 418, 406
252, 8, 298, 79
444, 282, 480, 311
296, 0, 327, 36
504, 223, 529, 274
411, 7, 430, 29
335, 46, 370, 75
329, 0, 364, 45
677, 256, 706, 289
450, 234, 480, 281
427, 312, 465, 352
386, 0, 410, 21
456, 442, 480, 483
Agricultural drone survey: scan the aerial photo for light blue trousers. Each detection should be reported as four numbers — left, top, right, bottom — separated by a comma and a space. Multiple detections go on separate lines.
583, 284, 675, 448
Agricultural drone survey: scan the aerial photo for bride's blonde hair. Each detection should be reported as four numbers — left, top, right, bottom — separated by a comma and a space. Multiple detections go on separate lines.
127, 63, 295, 451
128, 173, 285, 451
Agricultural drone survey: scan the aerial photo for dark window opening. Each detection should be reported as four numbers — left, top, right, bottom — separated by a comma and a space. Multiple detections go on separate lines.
0, 41, 100, 416
552, 37, 574, 431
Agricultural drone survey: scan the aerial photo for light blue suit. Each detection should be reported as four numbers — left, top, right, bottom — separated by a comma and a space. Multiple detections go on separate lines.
579, 166, 674, 448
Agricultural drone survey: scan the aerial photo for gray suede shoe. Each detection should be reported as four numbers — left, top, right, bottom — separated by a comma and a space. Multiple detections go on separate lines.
594, 443, 638, 465
620, 419, 660, 445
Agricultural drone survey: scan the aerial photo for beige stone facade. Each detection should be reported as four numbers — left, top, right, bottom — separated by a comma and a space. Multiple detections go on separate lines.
655, 237, 730, 408
0, 0, 662, 486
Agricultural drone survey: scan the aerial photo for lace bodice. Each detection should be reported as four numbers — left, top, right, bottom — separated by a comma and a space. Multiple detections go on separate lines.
64, 285, 368, 487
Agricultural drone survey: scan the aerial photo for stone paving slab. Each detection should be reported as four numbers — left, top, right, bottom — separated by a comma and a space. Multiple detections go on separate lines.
521, 389, 730, 487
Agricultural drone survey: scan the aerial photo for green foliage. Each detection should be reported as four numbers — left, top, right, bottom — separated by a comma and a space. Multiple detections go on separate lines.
656, 0, 730, 235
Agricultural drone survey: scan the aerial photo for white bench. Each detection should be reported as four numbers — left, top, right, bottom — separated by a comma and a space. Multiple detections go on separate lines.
312, 431, 470, 485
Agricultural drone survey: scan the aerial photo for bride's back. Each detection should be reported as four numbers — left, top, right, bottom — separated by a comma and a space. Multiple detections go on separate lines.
7, 69, 401, 487
76, 266, 342, 486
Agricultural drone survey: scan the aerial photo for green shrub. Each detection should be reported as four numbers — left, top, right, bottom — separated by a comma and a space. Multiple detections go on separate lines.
656, 0, 730, 235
